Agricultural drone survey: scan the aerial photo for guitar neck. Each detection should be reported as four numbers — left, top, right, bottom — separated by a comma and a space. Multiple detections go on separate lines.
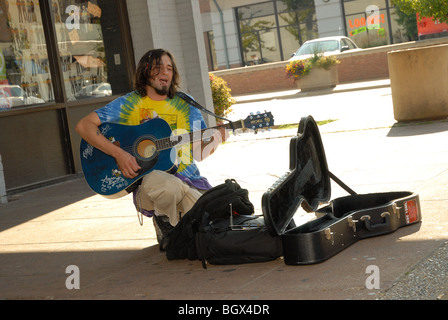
156, 120, 244, 151
156, 110, 274, 150
222, 119, 245, 131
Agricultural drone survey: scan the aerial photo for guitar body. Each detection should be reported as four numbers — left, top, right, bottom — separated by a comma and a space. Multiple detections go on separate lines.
80, 118, 175, 198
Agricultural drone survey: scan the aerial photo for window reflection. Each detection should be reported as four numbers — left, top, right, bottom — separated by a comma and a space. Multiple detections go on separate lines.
343, 0, 408, 47
52, 0, 111, 101
236, 0, 317, 66
0, 0, 50, 110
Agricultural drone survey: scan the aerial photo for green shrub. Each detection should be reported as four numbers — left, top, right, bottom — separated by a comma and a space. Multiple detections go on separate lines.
313, 54, 340, 71
209, 73, 236, 118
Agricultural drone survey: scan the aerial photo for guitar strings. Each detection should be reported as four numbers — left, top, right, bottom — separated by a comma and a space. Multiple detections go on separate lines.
109, 127, 220, 154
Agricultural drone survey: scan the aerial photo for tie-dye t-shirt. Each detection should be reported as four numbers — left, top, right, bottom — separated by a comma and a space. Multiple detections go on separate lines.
95, 91, 211, 190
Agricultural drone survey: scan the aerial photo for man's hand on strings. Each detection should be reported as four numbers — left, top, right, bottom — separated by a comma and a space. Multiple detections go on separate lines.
115, 149, 141, 178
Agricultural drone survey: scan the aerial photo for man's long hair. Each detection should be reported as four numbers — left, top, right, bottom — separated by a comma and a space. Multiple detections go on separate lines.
134, 49, 180, 99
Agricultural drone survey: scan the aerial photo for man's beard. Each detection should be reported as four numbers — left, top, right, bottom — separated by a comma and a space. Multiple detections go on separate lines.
154, 86, 169, 96
147, 78, 169, 96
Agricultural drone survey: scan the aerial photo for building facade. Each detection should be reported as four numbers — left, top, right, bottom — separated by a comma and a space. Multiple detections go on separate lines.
203, 0, 416, 70
0, 0, 214, 195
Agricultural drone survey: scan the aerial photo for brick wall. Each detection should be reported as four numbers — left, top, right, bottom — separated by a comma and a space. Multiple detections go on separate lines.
337, 51, 389, 83
212, 38, 448, 96
213, 63, 297, 96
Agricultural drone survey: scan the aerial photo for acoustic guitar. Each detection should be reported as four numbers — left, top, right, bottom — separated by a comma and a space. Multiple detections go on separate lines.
80, 111, 274, 198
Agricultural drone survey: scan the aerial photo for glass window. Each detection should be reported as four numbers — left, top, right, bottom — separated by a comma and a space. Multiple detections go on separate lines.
259, 28, 280, 63
277, 0, 317, 51
239, 14, 276, 37
280, 25, 302, 58
343, 0, 386, 16
0, 0, 51, 110
240, 31, 264, 64
342, 0, 416, 46
236, 0, 317, 65
342, 38, 358, 49
237, 2, 275, 20
51, 0, 111, 101
295, 39, 339, 56
319, 40, 339, 52
345, 9, 390, 47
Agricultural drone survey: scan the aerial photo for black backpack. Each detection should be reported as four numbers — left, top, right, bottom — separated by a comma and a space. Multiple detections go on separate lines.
195, 214, 283, 268
166, 179, 255, 261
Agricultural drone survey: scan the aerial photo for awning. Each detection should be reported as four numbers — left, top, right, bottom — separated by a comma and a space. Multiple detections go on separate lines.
74, 55, 105, 68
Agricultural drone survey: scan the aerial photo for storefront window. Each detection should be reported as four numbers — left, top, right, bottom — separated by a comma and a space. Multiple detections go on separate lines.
52, 0, 110, 101
0, 0, 51, 110
343, 0, 411, 47
236, 0, 317, 66
278, 1, 318, 57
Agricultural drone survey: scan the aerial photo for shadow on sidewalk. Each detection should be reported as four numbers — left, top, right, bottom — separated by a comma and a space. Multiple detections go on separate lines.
387, 120, 448, 137
0, 244, 162, 299
0, 222, 434, 300
0, 178, 95, 232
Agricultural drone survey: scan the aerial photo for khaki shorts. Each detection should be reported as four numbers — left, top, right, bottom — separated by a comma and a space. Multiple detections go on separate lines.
136, 170, 203, 226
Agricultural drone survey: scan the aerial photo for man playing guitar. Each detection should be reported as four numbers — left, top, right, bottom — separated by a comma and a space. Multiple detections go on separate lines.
75, 49, 227, 250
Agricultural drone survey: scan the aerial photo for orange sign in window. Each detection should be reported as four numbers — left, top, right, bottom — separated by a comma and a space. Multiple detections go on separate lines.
417, 14, 448, 36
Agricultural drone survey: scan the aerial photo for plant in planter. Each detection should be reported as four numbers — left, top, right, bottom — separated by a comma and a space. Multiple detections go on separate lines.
209, 73, 236, 120
285, 59, 311, 82
286, 53, 340, 83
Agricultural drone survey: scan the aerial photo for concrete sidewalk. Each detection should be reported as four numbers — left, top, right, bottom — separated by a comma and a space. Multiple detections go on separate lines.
1, 80, 448, 302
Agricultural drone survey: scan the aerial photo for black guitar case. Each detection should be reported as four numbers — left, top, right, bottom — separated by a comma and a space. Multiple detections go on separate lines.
261, 115, 421, 265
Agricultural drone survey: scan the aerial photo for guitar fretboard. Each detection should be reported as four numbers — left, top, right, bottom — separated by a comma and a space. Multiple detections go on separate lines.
155, 121, 243, 151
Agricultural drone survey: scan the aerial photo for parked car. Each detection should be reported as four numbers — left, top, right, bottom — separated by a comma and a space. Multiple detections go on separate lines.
75, 82, 112, 99
0, 84, 45, 109
289, 36, 361, 61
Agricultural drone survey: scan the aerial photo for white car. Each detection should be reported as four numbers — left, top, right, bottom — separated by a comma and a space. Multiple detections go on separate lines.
76, 82, 112, 99
0, 85, 45, 109
289, 36, 361, 61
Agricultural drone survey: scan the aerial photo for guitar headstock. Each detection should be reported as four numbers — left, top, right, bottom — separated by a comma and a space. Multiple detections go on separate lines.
243, 111, 274, 132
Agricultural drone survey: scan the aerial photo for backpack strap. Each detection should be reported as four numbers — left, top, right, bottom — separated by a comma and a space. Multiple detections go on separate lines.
196, 212, 212, 269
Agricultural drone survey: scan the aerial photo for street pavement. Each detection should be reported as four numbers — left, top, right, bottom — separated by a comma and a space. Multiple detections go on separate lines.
1, 79, 448, 303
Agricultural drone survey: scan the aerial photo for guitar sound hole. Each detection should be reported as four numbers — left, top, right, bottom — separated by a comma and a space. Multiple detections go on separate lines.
137, 139, 157, 159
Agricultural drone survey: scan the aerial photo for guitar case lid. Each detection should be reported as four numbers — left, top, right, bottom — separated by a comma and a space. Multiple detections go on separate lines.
262, 115, 331, 236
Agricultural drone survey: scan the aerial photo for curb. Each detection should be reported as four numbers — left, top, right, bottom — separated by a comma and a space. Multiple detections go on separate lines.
234, 80, 391, 104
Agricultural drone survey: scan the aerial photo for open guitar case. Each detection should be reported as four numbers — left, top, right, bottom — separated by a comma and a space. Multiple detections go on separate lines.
260, 115, 421, 265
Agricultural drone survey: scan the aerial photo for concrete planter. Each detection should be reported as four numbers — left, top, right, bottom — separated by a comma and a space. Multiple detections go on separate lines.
296, 66, 338, 92
388, 44, 448, 121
